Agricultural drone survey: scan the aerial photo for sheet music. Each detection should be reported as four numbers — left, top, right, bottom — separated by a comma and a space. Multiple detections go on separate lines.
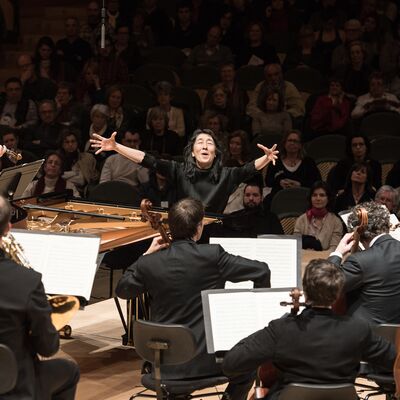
203, 289, 303, 352
210, 237, 299, 288
11, 229, 100, 300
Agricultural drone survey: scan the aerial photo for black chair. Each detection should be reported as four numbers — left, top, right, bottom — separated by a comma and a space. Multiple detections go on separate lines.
143, 47, 187, 68
0, 344, 18, 394
279, 383, 358, 400
87, 181, 142, 297
123, 84, 157, 112
304, 134, 346, 161
130, 64, 181, 87
360, 112, 400, 139
236, 65, 265, 91
284, 67, 326, 95
181, 66, 220, 90
270, 187, 309, 217
131, 320, 228, 400
357, 324, 400, 400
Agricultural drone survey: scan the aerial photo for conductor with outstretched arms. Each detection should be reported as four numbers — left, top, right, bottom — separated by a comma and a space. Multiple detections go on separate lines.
91, 129, 278, 213
116, 197, 271, 400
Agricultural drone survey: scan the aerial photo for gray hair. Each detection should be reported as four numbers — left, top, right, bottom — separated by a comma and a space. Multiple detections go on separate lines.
375, 185, 399, 212
90, 103, 109, 119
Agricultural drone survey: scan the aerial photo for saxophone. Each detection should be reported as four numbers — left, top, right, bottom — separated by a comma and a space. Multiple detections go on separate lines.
1, 233, 80, 332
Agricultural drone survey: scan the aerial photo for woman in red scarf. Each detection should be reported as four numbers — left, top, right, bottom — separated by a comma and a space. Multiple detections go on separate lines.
294, 181, 343, 251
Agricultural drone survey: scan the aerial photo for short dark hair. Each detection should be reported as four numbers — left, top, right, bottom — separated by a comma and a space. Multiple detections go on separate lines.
0, 196, 12, 236
58, 127, 82, 147
347, 201, 390, 240
346, 133, 371, 160
168, 198, 204, 240
4, 77, 22, 87
307, 181, 334, 211
303, 259, 344, 307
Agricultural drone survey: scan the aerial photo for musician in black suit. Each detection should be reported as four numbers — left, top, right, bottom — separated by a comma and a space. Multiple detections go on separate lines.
0, 196, 79, 399
222, 259, 396, 400
328, 201, 400, 324
116, 197, 271, 400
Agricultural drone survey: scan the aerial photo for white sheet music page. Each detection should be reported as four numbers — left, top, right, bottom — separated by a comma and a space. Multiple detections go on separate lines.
210, 237, 298, 288
207, 290, 295, 351
10, 230, 100, 300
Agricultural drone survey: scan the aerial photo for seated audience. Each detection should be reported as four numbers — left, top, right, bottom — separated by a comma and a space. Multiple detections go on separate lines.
375, 185, 399, 215
334, 161, 376, 213
17, 53, 57, 102
247, 63, 305, 120
147, 81, 185, 137
223, 130, 250, 167
105, 85, 132, 133
236, 22, 279, 68
142, 0, 173, 46
252, 88, 292, 137
22, 151, 80, 198
199, 111, 229, 151
138, 170, 175, 209
294, 181, 343, 251
100, 130, 149, 186
142, 107, 181, 158
351, 72, 400, 119
264, 130, 321, 207
329, 201, 400, 324
0, 77, 38, 129
327, 133, 382, 194
58, 128, 98, 192
310, 76, 352, 136
114, 24, 142, 73
131, 9, 154, 51
84, 104, 112, 151
223, 258, 396, 399
185, 25, 234, 68
33, 36, 64, 83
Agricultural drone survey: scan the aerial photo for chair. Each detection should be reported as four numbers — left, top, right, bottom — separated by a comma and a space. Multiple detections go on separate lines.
279, 213, 302, 235
284, 67, 327, 95
316, 160, 338, 182
181, 66, 220, 90
304, 134, 346, 160
236, 65, 265, 91
357, 324, 400, 400
279, 383, 358, 400
87, 181, 142, 297
0, 344, 17, 394
131, 320, 228, 400
130, 64, 181, 87
370, 136, 400, 163
360, 112, 400, 139
123, 84, 157, 111
143, 47, 187, 68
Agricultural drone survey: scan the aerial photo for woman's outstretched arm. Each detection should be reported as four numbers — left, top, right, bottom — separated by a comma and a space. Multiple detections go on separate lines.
90, 132, 145, 164
254, 143, 279, 170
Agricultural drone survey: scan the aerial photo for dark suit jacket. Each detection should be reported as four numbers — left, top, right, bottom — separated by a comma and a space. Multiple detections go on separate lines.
222, 307, 396, 400
329, 234, 400, 324
116, 239, 271, 379
0, 252, 59, 399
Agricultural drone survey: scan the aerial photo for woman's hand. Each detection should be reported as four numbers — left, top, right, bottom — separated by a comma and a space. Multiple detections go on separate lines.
0, 145, 7, 158
257, 143, 279, 165
90, 132, 117, 154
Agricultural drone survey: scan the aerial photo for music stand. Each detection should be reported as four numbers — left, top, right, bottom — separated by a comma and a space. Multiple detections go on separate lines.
0, 160, 44, 200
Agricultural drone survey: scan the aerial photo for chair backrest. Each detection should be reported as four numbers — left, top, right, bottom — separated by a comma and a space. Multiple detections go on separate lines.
279, 383, 358, 400
360, 112, 400, 139
143, 47, 187, 68
304, 134, 346, 161
316, 160, 338, 182
86, 181, 141, 206
133, 320, 197, 366
370, 136, 400, 163
284, 67, 326, 94
279, 214, 300, 235
123, 84, 156, 111
236, 65, 265, 91
181, 66, 220, 90
270, 187, 310, 216
130, 63, 180, 87
0, 344, 18, 394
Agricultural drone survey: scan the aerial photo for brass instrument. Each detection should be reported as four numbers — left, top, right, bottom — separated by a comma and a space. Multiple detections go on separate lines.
1, 233, 79, 334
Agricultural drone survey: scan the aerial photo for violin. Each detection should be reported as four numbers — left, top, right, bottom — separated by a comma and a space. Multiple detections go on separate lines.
140, 199, 172, 245
253, 288, 306, 399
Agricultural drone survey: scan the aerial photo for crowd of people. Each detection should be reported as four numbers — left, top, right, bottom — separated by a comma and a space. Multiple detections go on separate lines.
1, 0, 400, 399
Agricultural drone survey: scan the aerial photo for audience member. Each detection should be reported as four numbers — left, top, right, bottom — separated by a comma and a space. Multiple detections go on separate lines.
131, 9, 154, 51
236, 22, 279, 68
105, 84, 131, 133
17, 54, 57, 102
334, 161, 376, 213
351, 71, 400, 119
33, 36, 64, 83
185, 25, 234, 68
142, 0, 173, 46
138, 170, 175, 208
76, 59, 105, 108
252, 88, 292, 137
247, 63, 305, 120
142, 107, 181, 158
223, 258, 395, 399
294, 181, 343, 251
100, 130, 149, 186
58, 128, 99, 192
106, 0, 123, 31
264, 130, 321, 207
375, 185, 399, 214
310, 77, 352, 136
0, 77, 38, 129
114, 24, 142, 73
329, 201, 400, 324
379, 19, 400, 82
147, 81, 185, 137
327, 133, 381, 194
56, 17, 93, 82
84, 103, 112, 153
22, 151, 80, 198
199, 111, 229, 150
223, 130, 250, 167
264, 0, 295, 34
